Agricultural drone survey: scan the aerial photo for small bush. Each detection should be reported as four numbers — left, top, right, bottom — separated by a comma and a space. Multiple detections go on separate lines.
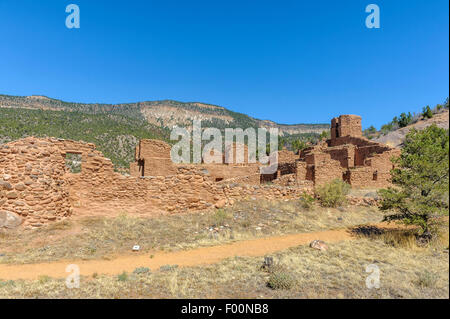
211, 209, 229, 226
133, 267, 150, 275
299, 193, 315, 210
316, 179, 350, 208
38, 275, 51, 284
160, 264, 179, 272
415, 270, 439, 288
0, 280, 15, 288
267, 269, 296, 290
117, 271, 128, 282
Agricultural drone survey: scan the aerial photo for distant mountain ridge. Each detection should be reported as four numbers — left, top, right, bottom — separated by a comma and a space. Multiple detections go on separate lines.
0, 94, 329, 135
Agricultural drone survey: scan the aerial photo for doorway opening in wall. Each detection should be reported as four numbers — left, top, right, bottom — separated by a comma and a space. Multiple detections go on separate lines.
65, 153, 82, 173
215, 177, 224, 182
138, 159, 145, 177
343, 171, 350, 183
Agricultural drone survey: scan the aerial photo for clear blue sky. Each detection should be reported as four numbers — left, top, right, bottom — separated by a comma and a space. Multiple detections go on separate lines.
0, 0, 448, 128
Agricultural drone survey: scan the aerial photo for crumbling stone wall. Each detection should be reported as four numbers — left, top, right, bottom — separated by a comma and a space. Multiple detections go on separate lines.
0, 138, 73, 229
1, 137, 315, 229
303, 152, 343, 186
324, 145, 355, 168
1, 113, 400, 229
278, 149, 298, 163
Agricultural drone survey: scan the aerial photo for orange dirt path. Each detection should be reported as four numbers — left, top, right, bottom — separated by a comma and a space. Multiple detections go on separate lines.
0, 228, 354, 281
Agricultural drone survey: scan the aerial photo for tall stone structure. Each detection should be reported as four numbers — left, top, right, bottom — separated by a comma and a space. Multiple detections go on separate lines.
331, 115, 362, 139
297, 114, 400, 187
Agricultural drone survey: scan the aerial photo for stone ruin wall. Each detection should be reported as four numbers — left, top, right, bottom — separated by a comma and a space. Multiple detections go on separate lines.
0, 138, 88, 228
296, 115, 400, 188
331, 114, 362, 139
1, 114, 400, 230
1, 137, 312, 229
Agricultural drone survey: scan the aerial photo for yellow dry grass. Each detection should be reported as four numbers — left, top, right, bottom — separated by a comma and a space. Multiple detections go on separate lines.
0, 235, 447, 299
0, 199, 383, 264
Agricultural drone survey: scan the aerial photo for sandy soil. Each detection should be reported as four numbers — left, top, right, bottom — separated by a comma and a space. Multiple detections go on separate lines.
0, 228, 355, 280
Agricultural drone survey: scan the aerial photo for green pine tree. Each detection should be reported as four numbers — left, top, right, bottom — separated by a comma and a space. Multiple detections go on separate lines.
379, 124, 449, 236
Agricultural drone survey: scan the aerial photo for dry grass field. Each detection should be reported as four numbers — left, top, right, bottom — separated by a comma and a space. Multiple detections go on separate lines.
0, 199, 448, 299
0, 234, 448, 299
0, 199, 384, 264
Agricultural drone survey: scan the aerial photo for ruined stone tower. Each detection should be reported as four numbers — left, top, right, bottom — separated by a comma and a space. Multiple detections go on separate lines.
331, 115, 362, 139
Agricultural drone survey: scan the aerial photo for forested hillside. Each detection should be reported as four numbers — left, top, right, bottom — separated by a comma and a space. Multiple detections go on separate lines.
0, 108, 170, 169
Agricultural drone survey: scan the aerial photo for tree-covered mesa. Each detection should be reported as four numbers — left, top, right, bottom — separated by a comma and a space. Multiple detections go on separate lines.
379, 124, 449, 237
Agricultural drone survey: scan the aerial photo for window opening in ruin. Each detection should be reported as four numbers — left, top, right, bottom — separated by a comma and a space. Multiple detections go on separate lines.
373, 171, 378, 181
215, 177, 224, 182
65, 153, 82, 173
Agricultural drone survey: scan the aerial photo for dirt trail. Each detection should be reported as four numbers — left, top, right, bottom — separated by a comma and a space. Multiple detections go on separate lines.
0, 228, 354, 280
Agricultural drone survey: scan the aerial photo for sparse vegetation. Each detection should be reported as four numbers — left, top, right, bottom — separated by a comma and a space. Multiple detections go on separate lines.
1, 236, 447, 298
363, 125, 377, 139
0, 200, 384, 264
211, 209, 230, 227
133, 267, 150, 275
117, 272, 128, 282
299, 193, 316, 210
377, 97, 449, 136
319, 130, 331, 140
266, 266, 296, 290
416, 270, 439, 288
316, 179, 350, 208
